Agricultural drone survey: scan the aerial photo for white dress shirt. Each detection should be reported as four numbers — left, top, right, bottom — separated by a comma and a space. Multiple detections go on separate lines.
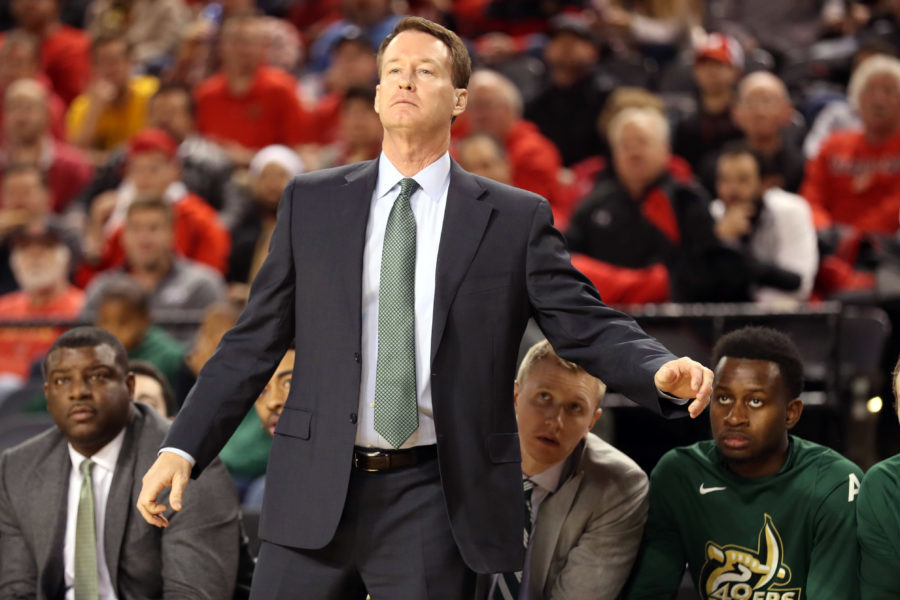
65, 429, 126, 600
355, 152, 450, 448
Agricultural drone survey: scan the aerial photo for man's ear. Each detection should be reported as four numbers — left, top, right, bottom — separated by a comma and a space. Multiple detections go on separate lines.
589, 407, 602, 431
513, 381, 519, 408
374, 84, 381, 114
125, 372, 136, 400
452, 88, 468, 116
785, 397, 803, 430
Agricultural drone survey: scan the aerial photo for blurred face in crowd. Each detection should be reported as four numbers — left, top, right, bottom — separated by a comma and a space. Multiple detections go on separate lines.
11, 0, 58, 31
2, 168, 50, 218
148, 91, 193, 143
611, 116, 670, 194
122, 206, 174, 271
96, 298, 149, 351
329, 40, 377, 93
858, 71, 900, 140
733, 75, 792, 142
4, 80, 49, 145
465, 78, 515, 141
339, 96, 383, 152
220, 19, 264, 78
716, 153, 762, 209
252, 162, 293, 212
126, 151, 179, 197
11, 238, 69, 296
693, 58, 738, 98
515, 358, 602, 475
93, 39, 132, 95
375, 31, 467, 140
0, 39, 40, 89
544, 32, 598, 87
710, 357, 802, 478
134, 373, 169, 418
45, 343, 133, 457
456, 135, 511, 185
255, 349, 295, 436
186, 304, 240, 376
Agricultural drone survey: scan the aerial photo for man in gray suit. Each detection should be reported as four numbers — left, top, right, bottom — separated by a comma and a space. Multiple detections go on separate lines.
0, 327, 240, 599
485, 340, 649, 599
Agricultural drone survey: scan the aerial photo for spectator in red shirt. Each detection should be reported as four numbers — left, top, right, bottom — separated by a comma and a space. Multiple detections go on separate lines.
0, 31, 67, 139
194, 15, 310, 167
79, 128, 230, 284
0, 227, 84, 380
462, 69, 564, 215
10, 0, 90, 105
1, 79, 93, 213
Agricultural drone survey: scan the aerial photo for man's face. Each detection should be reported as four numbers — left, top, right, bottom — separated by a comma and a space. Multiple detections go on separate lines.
339, 97, 383, 150
329, 40, 377, 92
10, 240, 68, 295
148, 92, 193, 142
514, 359, 602, 475
254, 350, 295, 436
710, 357, 802, 478
693, 59, 738, 97
220, 21, 263, 76
93, 40, 132, 92
44, 344, 134, 457
96, 299, 148, 351
186, 307, 238, 376
611, 120, 669, 191
716, 154, 762, 208
133, 373, 168, 418
4, 88, 48, 143
543, 32, 597, 84
122, 208, 173, 270
11, 0, 56, 30
2, 170, 49, 217
0, 42, 39, 88
126, 152, 178, 197
457, 136, 511, 184
733, 83, 791, 140
465, 83, 513, 141
858, 71, 900, 137
342, 0, 389, 27
375, 31, 466, 138
252, 162, 292, 211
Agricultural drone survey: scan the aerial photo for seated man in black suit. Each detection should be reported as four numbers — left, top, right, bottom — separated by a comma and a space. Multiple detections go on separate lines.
0, 326, 240, 598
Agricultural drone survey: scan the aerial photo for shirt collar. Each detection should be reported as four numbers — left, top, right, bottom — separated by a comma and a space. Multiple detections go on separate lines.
376, 151, 450, 203
528, 459, 566, 494
67, 427, 126, 477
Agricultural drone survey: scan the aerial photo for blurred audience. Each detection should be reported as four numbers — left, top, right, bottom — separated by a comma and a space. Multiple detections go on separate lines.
2, 79, 93, 213
456, 133, 512, 186
129, 359, 177, 419
308, 0, 400, 73
0, 31, 67, 139
329, 86, 383, 166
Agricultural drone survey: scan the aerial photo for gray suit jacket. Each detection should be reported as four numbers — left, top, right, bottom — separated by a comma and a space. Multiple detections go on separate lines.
0, 403, 240, 600
478, 433, 649, 599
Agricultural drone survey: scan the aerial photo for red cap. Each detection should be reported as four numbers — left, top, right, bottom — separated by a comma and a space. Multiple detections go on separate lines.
128, 128, 178, 161
694, 33, 744, 70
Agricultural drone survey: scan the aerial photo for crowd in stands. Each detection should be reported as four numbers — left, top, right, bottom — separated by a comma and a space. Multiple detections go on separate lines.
3, 0, 900, 596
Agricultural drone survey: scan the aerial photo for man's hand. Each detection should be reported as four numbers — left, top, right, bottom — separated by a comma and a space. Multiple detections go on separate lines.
137, 452, 192, 527
654, 357, 713, 418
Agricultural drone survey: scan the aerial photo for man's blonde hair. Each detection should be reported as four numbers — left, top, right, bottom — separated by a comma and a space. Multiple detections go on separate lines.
516, 340, 606, 408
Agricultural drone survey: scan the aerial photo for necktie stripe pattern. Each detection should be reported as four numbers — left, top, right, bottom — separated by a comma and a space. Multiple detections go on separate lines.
374, 177, 420, 448
492, 477, 535, 599
74, 458, 99, 600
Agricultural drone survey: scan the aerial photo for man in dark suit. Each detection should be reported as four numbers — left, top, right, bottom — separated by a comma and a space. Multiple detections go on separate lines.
138, 16, 713, 599
0, 327, 240, 599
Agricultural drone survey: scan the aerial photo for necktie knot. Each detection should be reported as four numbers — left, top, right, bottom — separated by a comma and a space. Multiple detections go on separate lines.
80, 458, 94, 479
398, 177, 419, 200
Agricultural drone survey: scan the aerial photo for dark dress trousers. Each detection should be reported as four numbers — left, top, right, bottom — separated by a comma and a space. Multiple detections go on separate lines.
163, 158, 684, 574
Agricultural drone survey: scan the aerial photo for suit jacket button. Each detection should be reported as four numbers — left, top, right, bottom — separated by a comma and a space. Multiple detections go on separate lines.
349, 412, 358, 424
353, 352, 361, 363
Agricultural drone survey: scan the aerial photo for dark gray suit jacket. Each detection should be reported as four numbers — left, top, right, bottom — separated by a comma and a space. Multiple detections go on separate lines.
0, 403, 240, 599
165, 158, 683, 574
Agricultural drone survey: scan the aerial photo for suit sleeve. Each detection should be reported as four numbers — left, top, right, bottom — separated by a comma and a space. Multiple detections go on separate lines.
524, 199, 683, 415
163, 179, 298, 476
0, 452, 39, 598
807, 464, 862, 600
160, 458, 240, 599
622, 459, 688, 600
548, 468, 649, 600
857, 462, 900, 600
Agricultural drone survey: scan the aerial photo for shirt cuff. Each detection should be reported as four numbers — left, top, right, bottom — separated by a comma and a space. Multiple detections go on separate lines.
657, 388, 691, 405
159, 447, 197, 466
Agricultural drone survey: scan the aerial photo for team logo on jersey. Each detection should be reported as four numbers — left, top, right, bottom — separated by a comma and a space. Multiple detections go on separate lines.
699, 514, 801, 600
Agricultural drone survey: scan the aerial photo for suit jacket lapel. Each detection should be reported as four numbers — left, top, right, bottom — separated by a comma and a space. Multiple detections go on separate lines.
529, 441, 586, 596
34, 435, 70, 599
339, 160, 378, 332
431, 160, 493, 362
104, 409, 140, 592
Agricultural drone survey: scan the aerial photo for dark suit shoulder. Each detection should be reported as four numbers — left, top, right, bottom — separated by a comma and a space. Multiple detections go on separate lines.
289, 160, 375, 189
463, 171, 546, 211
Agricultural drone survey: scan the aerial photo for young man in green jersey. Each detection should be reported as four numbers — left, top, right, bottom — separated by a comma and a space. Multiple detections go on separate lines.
856, 355, 900, 599
625, 326, 863, 600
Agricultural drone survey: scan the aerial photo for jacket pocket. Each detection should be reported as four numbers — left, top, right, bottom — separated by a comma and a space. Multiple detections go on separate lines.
487, 433, 521, 463
274, 406, 312, 440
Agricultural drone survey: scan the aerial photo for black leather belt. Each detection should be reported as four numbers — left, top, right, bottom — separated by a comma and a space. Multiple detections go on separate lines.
352, 445, 437, 472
